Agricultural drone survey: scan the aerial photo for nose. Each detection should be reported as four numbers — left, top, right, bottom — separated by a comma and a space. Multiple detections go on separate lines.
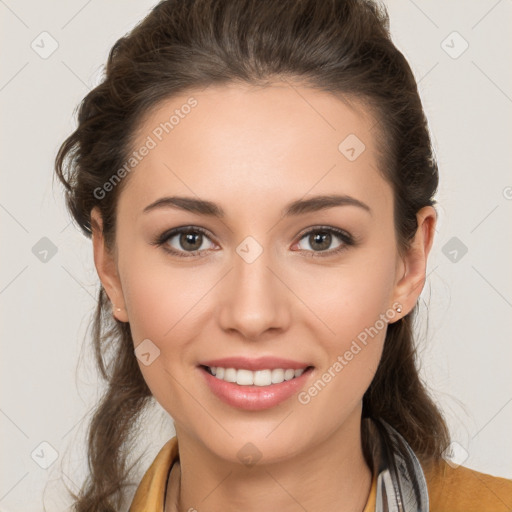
217, 245, 291, 341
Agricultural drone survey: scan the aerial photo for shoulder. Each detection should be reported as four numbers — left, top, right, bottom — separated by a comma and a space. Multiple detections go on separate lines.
129, 437, 179, 511
423, 459, 512, 512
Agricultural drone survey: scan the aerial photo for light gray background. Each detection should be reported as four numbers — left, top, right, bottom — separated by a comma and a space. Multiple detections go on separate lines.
1, 0, 511, 510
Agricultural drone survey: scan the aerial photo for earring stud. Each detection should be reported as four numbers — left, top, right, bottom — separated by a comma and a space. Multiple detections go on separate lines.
395, 304, 402, 313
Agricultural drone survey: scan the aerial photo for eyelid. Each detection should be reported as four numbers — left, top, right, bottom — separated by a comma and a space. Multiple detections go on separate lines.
294, 225, 355, 258
152, 225, 217, 257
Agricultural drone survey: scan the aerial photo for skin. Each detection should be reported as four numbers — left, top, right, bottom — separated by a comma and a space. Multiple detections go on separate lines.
91, 81, 436, 512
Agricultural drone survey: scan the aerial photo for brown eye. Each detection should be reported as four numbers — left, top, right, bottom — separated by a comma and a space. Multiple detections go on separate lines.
153, 226, 216, 257
295, 227, 355, 258
305, 231, 335, 251
152, 225, 355, 259
178, 231, 204, 251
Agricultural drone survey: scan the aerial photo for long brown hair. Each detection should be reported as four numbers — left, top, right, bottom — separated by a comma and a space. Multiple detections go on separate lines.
54, 0, 450, 509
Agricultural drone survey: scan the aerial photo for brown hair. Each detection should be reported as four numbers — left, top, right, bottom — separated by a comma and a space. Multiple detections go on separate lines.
54, 0, 450, 509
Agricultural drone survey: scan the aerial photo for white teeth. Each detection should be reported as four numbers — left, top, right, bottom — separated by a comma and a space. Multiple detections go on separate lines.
271, 368, 284, 384
284, 369, 296, 380
224, 368, 237, 382
208, 366, 306, 386
237, 369, 254, 385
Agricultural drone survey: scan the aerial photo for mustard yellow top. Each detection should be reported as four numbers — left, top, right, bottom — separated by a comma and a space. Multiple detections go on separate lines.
129, 437, 512, 511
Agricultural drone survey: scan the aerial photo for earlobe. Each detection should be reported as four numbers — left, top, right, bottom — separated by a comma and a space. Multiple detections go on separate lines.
91, 207, 128, 322
390, 206, 437, 320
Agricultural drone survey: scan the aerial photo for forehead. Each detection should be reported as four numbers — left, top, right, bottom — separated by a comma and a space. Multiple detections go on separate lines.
120, 82, 391, 219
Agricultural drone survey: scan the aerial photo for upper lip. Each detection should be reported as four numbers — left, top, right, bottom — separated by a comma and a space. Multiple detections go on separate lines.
198, 356, 313, 371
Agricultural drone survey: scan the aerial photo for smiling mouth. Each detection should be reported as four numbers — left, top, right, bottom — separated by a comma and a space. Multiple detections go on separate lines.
199, 364, 314, 386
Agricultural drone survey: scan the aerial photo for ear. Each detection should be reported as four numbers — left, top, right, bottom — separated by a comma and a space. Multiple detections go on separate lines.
91, 207, 128, 322
389, 205, 437, 322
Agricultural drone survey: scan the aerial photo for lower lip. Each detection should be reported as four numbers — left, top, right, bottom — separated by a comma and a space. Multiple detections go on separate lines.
198, 366, 314, 411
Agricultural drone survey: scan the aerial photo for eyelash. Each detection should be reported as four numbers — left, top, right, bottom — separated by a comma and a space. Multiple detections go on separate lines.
151, 225, 356, 259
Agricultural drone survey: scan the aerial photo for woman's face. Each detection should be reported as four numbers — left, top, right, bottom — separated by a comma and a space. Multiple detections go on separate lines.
92, 81, 434, 465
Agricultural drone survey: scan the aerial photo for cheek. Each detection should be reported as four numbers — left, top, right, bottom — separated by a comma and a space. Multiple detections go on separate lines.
119, 240, 205, 343
118, 249, 214, 407
307, 248, 397, 348
297, 285, 389, 434
121, 258, 202, 414
295, 250, 396, 416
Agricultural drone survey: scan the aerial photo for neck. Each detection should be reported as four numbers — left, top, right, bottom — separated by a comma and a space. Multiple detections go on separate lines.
165, 410, 373, 512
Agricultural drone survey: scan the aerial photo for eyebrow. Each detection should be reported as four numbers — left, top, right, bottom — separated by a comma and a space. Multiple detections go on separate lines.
142, 194, 372, 217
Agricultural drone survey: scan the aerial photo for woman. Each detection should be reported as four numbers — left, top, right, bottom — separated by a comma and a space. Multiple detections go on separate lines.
54, 0, 512, 510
